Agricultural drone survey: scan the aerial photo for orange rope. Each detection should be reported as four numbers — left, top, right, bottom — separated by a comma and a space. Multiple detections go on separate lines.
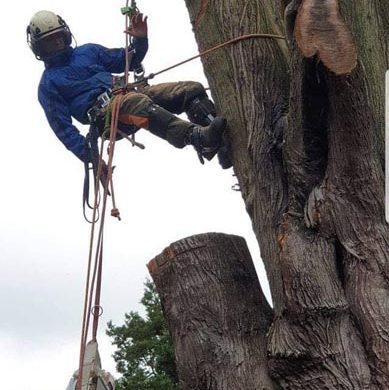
148, 33, 285, 80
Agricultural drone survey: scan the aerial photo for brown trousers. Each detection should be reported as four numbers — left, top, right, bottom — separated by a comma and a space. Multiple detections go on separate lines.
118, 81, 206, 148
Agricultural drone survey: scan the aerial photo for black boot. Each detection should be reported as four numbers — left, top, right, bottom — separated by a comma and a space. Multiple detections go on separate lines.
186, 96, 233, 169
217, 132, 233, 169
187, 117, 226, 164
186, 95, 216, 126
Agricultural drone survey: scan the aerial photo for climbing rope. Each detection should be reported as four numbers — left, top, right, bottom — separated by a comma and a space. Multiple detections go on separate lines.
147, 33, 285, 81
122, 0, 139, 86
77, 10, 140, 381
76, 94, 124, 390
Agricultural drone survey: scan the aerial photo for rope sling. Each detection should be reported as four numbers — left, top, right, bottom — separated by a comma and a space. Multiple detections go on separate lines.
75, 2, 285, 387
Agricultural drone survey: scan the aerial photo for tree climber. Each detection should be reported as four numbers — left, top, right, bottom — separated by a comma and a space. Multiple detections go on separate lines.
27, 10, 231, 169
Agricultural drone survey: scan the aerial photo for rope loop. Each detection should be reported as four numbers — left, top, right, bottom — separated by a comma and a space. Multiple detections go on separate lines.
111, 208, 121, 220
91, 305, 104, 317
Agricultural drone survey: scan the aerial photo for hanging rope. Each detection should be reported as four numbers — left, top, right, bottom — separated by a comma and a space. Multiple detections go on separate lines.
76, 135, 106, 390
76, 8, 139, 384
76, 94, 124, 390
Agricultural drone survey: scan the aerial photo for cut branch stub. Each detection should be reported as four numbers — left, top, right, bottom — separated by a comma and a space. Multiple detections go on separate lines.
148, 232, 274, 390
295, 0, 357, 75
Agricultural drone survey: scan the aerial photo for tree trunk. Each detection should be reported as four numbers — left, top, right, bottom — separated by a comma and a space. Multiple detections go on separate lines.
148, 233, 274, 390
149, 1, 388, 389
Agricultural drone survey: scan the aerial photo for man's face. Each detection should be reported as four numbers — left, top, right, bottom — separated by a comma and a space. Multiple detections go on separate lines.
39, 31, 66, 57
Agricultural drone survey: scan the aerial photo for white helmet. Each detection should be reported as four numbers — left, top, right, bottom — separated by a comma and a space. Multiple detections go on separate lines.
27, 10, 72, 60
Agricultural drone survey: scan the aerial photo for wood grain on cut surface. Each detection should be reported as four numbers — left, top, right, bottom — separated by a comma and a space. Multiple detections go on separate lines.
295, 0, 357, 74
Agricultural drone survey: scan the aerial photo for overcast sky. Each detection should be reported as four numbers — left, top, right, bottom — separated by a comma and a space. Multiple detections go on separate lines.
0, 1, 271, 389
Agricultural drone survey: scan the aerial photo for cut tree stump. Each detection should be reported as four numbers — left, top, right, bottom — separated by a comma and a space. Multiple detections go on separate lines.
148, 232, 274, 390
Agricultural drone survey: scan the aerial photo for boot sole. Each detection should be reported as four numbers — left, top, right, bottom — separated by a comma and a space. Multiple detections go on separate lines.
203, 118, 226, 160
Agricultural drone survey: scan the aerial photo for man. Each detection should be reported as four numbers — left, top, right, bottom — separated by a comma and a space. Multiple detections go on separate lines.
27, 10, 231, 167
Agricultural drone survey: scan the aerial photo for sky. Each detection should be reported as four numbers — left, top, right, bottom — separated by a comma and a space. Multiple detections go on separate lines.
0, 1, 271, 389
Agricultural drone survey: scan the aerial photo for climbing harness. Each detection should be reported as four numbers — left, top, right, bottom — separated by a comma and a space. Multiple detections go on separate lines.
86, 91, 112, 124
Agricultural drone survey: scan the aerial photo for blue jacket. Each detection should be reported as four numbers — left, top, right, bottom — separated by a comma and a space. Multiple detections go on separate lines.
38, 38, 148, 161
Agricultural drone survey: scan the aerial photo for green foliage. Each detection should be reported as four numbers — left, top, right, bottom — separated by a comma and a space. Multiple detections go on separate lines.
106, 279, 178, 390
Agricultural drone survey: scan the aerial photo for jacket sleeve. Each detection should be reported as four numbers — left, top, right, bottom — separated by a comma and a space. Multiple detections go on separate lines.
94, 37, 148, 74
95, 45, 127, 73
130, 37, 148, 70
38, 80, 89, 162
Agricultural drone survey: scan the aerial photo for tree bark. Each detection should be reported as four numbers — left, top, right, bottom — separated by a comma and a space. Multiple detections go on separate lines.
167, 0, 388, 388
148, 233, 274, 390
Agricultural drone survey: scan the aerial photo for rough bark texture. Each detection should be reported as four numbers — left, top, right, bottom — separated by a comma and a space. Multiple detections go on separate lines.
148, 233, 274, 390
168, 0, 388, 389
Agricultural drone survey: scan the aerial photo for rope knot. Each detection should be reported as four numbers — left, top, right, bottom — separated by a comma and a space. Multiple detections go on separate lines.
111, 208, 121, 220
